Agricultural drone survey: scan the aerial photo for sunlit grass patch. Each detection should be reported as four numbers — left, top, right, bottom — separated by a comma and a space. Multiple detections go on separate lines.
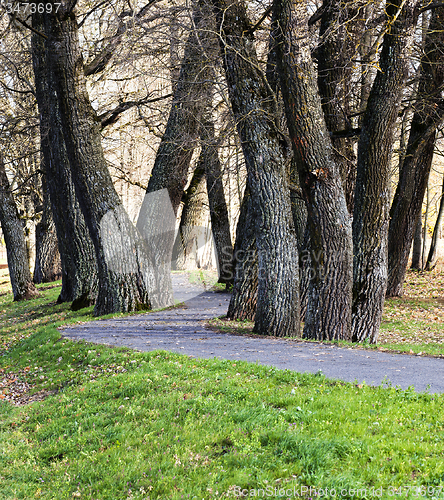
0, 269, 444, 497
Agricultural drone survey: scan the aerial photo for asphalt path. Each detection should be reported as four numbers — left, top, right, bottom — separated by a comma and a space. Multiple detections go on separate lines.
62, 274, 444, 394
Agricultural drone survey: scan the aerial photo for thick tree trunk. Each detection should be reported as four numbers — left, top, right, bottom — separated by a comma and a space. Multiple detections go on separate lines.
426, 180, 444, 270
352, 0, 417, 342
273, 0, 353, 341
32, 12, 98, 306
44, 5, 150, 315
212, 0, 300, 337
227, 186, 257, 321
172, 164, 207, 270
33, 184, 61, 284
387, 5, 444, 296
0, 156, 38, 301
266, 10, 307, 250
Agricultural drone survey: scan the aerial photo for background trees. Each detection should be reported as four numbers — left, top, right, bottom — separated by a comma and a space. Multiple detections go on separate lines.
0, 0, 443, 342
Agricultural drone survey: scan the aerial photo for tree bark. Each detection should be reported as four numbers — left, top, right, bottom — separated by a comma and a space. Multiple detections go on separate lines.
411, 215, 423, 270
317, 0, 356, 213
172, 164, 207, 270
212, 0, 300, 337
227, 185, 257, 321
273, 0, 353, 341
137, 0, 218, 306
32, 11, 98, 307
43, 4, 150, 315
426, 178, 444, 271
33, 181, 62, 284
352, 0, 417, 342
0, 156, 38, 301
203, 118, 233, 285
387, 4, 444, 296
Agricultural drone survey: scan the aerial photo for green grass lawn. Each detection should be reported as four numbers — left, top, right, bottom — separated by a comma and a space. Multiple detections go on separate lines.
1, 269, 444, 499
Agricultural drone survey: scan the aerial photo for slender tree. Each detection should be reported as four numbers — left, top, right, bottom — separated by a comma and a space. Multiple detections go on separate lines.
386, 4, 444, 296
0, 155, 38, 300
33, 181, 62, 284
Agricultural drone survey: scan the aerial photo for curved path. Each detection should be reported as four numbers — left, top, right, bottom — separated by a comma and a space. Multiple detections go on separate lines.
62, 274, 444, 394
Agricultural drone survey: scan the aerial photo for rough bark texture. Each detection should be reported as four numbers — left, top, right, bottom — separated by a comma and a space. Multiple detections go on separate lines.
33, 183, 62, 284
32, 11, 98, 306
227, 186, 257, 321
203, 118, 233, 284
317, 0, 356, 213
266, 9, 307, 250
352, 0, 417, 342
137, 0, 218, 305
140, 3, 215, 214
386, 5, 444, 296
273, 0, 353, 341
172, 164, 208, 270
388, 135, 435, 289
212, 0, 300, 337
0, 156, 38, 301
44, 4, 150, 315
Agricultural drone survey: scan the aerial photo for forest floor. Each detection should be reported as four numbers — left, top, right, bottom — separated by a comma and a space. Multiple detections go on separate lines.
1, 268, 444, 498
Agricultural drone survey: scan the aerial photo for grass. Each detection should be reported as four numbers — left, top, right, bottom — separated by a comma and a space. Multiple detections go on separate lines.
209, 269, 444, 358
1, 269, 444, 498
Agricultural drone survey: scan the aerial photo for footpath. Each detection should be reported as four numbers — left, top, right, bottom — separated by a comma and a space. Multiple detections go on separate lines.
62, 274, 444, 394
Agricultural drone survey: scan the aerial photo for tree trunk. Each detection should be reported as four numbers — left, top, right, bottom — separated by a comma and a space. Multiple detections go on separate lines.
33, 182, 61, 283
411, 215, 423, 270
212, 0, 300, 337
426, 179, 444, 271
203, 118, 233, 285
273, 0, 353, 341
0, 156, 38, 301
227, 186, 257, 321
44, 4, 150, 315
32, 11, 98, 307
137, 0, 218, 306
172, 164, 207, 270
386, 5, 444, 296
352, 0, 417, 342
317, 0, 356, 213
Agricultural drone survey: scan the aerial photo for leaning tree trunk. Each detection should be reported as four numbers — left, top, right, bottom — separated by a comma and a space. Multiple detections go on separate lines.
202, 118, 233, 285
172, 164, 208, 270
212, 0, 300, 337
386, 4, 444, 296
352, 0, 417, 342
0, 156, 38, 301
33, 182, 61, 284
387, 135, 435, 290
273, 0, 353, 341
44, 4, 150, 315
227, 185, 258, 321
32, 11, 98, 306
137, 0, 218, 305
